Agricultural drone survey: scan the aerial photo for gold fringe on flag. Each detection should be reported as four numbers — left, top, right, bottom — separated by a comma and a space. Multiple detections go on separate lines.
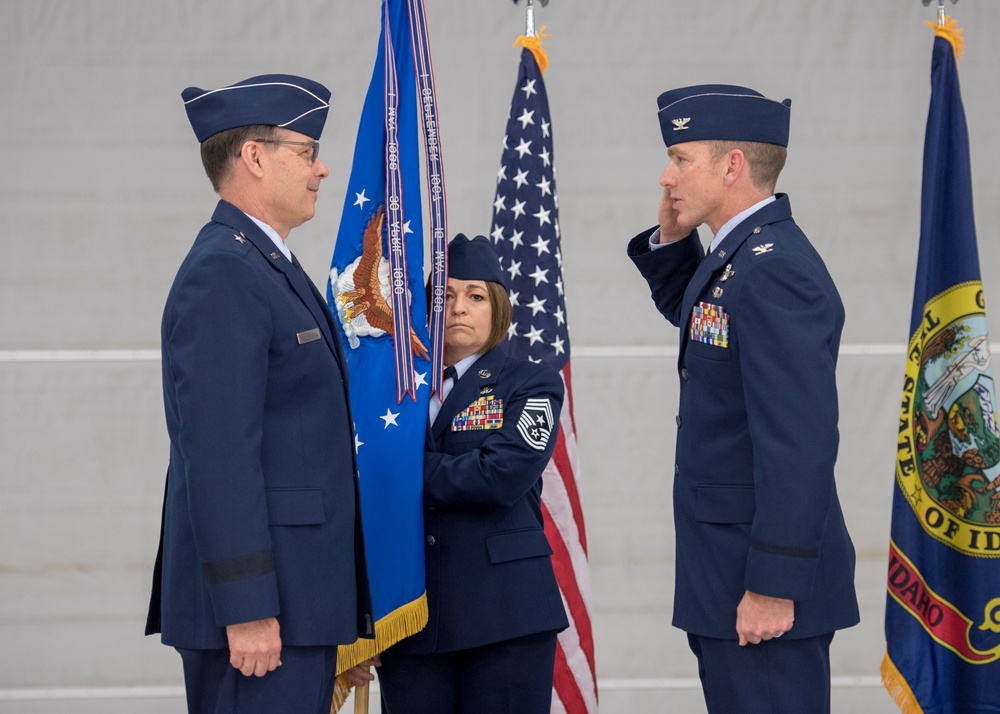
925, 15, 965, 64
329, 593, 429, 712
514, 26, 552, 75
880, 651, 924, 714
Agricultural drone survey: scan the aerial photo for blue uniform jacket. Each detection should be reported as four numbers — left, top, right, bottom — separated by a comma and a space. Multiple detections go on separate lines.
146, 200, 373, 649
627, 194, 859, 640
391, 347, 569, 653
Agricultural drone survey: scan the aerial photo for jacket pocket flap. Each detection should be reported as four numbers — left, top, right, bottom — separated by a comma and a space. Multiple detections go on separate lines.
486, 528, 553, 564
695, 484, 755, 524
266, 488, 326, 525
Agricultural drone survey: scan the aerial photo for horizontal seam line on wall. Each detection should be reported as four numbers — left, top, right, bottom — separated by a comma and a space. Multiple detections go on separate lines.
0, 344, 971, 362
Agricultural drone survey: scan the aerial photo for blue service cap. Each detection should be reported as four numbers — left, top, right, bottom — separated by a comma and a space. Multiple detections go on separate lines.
447, 234, 505, 286
656, 84, 791, 148
182, 74, 331, 143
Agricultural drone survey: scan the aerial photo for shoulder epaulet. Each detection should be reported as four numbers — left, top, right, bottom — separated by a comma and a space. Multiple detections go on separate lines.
746, 225, 777, 258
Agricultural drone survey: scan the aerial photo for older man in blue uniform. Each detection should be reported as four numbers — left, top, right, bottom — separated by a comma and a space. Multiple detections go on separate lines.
145, 75, 373, 714
627, 85, 859, 713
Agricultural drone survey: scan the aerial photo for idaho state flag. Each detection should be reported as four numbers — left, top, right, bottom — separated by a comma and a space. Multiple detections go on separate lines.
882, 19, 1000, 714
326, 0, 448, 708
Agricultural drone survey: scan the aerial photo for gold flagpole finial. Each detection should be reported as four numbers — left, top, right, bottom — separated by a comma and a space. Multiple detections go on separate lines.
514, 0, 552, 74
923, 0, 964, 64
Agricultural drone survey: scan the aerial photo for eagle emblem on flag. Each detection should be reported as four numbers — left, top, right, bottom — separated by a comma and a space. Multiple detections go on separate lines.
330, 205, 429, 358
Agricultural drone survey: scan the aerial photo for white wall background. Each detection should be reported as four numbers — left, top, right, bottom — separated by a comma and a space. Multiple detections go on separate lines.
2, 1, 999, 711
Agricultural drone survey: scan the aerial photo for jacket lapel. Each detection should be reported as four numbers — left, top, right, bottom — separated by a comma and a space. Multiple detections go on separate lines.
211, 201, 344, 370
679, 195, 792, 352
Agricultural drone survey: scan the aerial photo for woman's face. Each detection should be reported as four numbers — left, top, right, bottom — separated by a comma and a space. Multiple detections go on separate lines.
444, 278, 492, 364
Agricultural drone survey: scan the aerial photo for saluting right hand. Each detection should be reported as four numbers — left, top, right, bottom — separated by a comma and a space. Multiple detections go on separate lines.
657, 186, 689, 244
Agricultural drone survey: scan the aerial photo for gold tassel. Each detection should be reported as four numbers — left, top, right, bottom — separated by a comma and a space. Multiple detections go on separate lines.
880, 651, 925, 714
329, 594, 429, 712
925, 15, 965, 65
514, 26, 552, 75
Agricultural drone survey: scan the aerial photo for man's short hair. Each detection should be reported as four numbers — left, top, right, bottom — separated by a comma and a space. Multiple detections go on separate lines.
199, 124, 280, 193
709, 140, 787, 193
484, 281, 513, 354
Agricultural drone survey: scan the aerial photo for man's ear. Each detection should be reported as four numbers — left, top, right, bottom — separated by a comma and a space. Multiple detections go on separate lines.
723, 148, 746, 186
239, 141, 267, 178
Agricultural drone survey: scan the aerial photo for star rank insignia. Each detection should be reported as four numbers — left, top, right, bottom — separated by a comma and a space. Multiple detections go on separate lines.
233, 232, 247, 244
517, 397, 554, 451
751, 243, 774, 256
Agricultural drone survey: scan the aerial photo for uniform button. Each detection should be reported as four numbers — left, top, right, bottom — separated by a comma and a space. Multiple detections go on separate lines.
675, 415, 682, 427
426, 535, 436, 546
680, 368, 689, 381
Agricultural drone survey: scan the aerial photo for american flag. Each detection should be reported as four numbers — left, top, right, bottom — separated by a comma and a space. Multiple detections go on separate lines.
490, 44, 598, 714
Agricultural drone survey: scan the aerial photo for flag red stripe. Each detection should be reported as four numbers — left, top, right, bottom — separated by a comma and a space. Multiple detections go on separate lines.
543, 500, 597, 683
553, 364, 588, 554
553, 639, 587, 712
552, 427, 588, 555
561, 361, 578, 422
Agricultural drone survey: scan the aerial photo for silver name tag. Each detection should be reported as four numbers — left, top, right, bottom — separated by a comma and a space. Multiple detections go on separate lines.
296, 328, 322, 345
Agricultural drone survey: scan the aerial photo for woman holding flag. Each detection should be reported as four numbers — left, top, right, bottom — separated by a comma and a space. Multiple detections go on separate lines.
374, 233, 568, 713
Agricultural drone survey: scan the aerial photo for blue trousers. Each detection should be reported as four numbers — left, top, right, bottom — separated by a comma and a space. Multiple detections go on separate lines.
687, 632, 835, 714
176, 646, 338, 714
377, 630, 558, 714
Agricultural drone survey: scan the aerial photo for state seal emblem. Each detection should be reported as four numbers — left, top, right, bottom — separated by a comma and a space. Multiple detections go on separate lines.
897, 282, 1000, 555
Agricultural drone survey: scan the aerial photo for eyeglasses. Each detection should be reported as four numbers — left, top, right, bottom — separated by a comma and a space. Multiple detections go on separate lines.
252, 139, 320, 164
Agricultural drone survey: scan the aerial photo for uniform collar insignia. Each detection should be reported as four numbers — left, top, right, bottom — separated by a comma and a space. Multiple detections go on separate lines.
751, 243, 774, 256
